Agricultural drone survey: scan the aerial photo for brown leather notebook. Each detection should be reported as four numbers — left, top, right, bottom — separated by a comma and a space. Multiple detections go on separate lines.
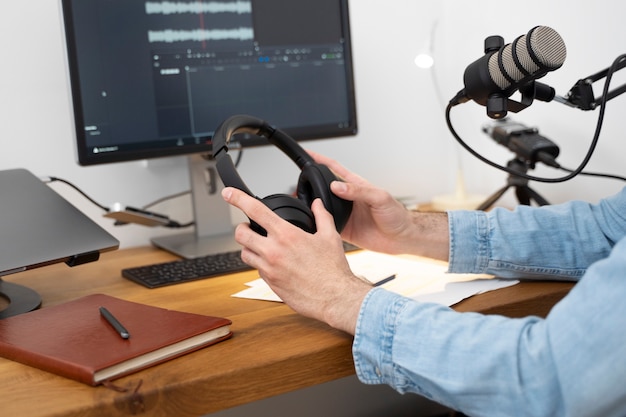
0, 294, 232, 386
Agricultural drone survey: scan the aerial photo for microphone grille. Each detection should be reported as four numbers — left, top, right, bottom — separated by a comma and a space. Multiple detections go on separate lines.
528, 26, 567, 70
488, 26, 566, 90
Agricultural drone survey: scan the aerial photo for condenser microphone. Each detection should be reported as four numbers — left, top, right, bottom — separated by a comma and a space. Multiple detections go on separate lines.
451, 26, 567, 118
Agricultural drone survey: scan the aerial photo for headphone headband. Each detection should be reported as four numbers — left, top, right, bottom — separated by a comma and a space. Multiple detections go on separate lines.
213, 115, 314, 169
213, 114, 352, 234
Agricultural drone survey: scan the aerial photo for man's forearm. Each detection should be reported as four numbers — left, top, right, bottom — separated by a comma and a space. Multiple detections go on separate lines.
405, 211, 450, 261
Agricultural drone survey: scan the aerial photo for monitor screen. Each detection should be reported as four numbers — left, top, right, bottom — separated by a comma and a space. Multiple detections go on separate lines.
61, 0, 357, 166
60, 0, 357, 259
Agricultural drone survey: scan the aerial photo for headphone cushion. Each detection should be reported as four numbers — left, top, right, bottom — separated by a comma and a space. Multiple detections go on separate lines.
255, 194, 316, 235
297, 164, 352, 232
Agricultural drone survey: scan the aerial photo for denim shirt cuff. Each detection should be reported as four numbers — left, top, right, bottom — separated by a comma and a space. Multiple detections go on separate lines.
448, 210, 490, 274
353, 288, 408, 385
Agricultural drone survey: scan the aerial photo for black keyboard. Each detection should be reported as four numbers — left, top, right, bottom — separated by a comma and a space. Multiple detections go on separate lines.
122, 251, 253, 288
122, 242, 360, 289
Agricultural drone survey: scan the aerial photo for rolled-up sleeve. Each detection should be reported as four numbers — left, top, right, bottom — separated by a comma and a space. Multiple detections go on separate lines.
352, 188, 626, 416
447, 190, 626, 279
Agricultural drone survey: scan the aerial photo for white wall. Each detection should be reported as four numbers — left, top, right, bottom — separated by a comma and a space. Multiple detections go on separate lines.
1, 0, 624, 249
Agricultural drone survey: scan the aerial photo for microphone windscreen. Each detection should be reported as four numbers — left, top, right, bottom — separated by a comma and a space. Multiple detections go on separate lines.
529, 26, 567, 69
487, 26, 566, 89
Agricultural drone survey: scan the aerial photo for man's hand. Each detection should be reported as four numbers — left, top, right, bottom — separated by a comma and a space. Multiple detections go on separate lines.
310, 151, 450, 260
222, 187, 371, 335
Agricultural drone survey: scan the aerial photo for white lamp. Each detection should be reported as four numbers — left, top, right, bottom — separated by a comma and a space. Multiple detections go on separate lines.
414, 51, 434, 69
414, 20, 485, 211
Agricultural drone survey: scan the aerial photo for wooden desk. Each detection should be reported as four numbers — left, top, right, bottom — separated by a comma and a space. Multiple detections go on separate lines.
0, 247, 573, 417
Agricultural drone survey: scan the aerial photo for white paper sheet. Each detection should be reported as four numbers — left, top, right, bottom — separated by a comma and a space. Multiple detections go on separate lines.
232, 250, 518, 307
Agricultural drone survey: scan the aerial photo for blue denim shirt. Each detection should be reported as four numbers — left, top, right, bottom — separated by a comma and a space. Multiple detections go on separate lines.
353, 188, 626, 417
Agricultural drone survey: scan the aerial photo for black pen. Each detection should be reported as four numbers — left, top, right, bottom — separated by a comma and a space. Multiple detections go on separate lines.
99, 306, 130, 339
374, 274, 396, 287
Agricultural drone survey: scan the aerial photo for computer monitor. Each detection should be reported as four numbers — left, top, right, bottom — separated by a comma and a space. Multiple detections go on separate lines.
60, 0, 357, 258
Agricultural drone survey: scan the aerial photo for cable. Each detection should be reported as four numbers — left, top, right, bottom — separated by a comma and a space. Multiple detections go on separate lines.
45, 176, 193, 228
142, 150, 244, 211
44, 150, 245, 228
446, 54, 625, 184
165, 219, 194, 228
142, 190, 190, 210
45, 176, 110, 212
233, 148, 244, 168
560, 167, 626, 182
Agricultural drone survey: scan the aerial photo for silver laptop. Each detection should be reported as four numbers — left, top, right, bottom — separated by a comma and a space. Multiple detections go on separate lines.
0, 168, 119, 317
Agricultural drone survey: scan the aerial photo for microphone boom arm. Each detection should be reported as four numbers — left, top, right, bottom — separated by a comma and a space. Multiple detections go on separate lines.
557, 55, 626, 110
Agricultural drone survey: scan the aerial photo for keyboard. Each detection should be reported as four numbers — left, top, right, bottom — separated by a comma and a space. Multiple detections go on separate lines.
122, 242, 360, 289
122, 251, 252, 288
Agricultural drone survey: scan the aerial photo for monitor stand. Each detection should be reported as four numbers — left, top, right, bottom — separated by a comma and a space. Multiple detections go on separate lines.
151, 154, 241, 259
0, 279, 42, 319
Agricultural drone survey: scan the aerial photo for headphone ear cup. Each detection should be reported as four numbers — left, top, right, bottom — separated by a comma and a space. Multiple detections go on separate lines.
213, 115, 352, 234
254, 194, 316, 235
297, 164, 352, 232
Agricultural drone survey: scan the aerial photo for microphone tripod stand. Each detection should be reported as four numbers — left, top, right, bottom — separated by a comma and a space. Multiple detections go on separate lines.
477, 158, 549, 211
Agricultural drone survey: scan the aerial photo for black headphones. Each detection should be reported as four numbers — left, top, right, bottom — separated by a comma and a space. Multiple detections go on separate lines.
212, 115, 353, 235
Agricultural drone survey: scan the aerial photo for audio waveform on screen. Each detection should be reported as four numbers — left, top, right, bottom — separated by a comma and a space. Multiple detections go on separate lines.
145, 1, 252, 15
148, 27, 254, 43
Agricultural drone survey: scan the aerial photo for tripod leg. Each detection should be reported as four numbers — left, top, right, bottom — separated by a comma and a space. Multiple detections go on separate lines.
477, 185, 510, 211
525, 187, 550, 206
515, 186, 531, 205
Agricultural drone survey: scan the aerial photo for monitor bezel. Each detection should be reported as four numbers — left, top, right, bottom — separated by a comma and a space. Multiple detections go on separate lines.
60, 0, 358, 167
